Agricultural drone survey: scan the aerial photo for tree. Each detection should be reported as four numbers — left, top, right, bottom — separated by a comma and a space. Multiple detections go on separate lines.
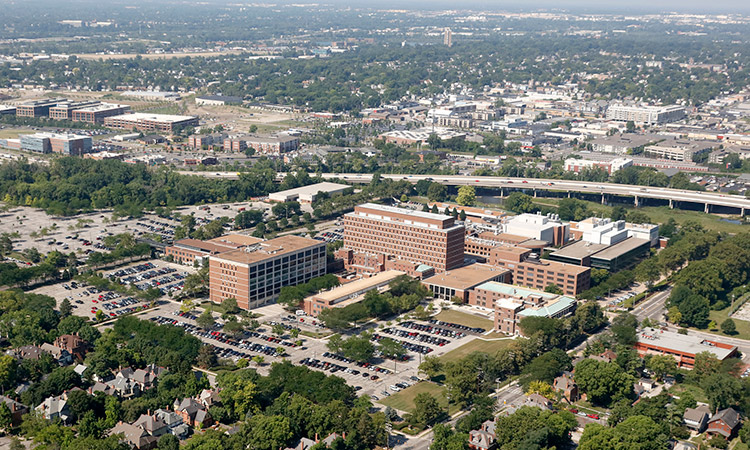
635, 258, 661, 287
579, 415, 668, 450
527, 381, 555, 399
378, 337, 406, 359
677, 293, 710, 328
0, 354, 18, 390
610, 206, 627, 221
223, 297, 239, 314
158, 434, 180, 450
611, 312, 638, 346
419, 356, 444, 380
459, 210, 466, 221
59, 298, 73, 319
456, 186, 476, 206
243, 414, 293, 450
252, 355, 265, 367
427, 183, 447, 202
544, 283, 563, 295
574, 359, 635, 406
0, 403, 12, 432
196, 346, 217, 369
702, 373, 741, 411
272, 324, 285, 337
645, 355, 676, 381
196, 308, 215, 330
413, 392, 444, 426
504, 192, 535, 213
721, 318, 737, 335
626, 120, 636, 132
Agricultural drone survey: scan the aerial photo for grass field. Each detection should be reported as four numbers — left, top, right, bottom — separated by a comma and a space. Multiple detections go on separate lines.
0, 128, 34, 139
434, 309, 494, 331
439, 337, 514, 363
379, 381, 457, 414
702, 305, 750, 340
669, 383, 708, 404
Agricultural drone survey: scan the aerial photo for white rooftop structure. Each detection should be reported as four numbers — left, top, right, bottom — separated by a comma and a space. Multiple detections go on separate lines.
503, 213, 568, 244
268, 182, 350, 203
107, 112, 197, 123
575, 217, 659, 247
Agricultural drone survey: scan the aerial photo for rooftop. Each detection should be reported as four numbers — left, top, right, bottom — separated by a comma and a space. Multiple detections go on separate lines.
518, 296, 577, 317
312, 270, 405, 304
208, 234, 264, 247
354, 203, 456, 225
212, 235, 323, 266
74, 103, 130, 112
592, 237, 650, 261
271, 182, 350, 198
106, 112, 197, 123
637, 327, 737, 360
423, 264, 509, 290
550, 241, 608, 260
476, 281, 557, 300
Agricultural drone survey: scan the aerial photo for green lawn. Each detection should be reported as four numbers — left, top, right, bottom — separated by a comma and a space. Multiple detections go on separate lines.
379, 381, 458, 414
0, 128, 34, 139
439, 337, 514, 363
668, 383, 708, 404
434, 309, 494, 331
703, 305, 750, 340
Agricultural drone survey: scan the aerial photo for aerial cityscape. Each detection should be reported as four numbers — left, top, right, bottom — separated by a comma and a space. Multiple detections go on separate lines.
1, 1, 750, 449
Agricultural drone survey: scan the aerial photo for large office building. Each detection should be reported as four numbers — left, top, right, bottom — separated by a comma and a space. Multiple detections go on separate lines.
166, 234, 264, 266
103, 113, 199, 133
49, 101, 101, 120
209, 235, 326, 310
16, 98, 68, 118
487, 244, 591, 296
337, 203, 465, 274
643, 139, 714, 162
564, 157, 633, 175
18, 132, 92, 155
422, 264, 510, 303
636, 327, 738, 369
605, 104, 686, 125
19, 133, 51, 153
244, 135, 300, 154
503, 213, 569, 246
71, 103, 131, 123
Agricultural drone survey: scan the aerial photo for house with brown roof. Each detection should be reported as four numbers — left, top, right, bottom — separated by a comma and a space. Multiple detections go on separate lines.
594, 349, 617, 363
468, 420, 496, 450
133, 413, 169, 438
0, 396, 29, 427
174, 398, 212, 428
40, 343, 73, 366
706, 408, 741, 440
53, 334, 89, 361
198, 389, 222, 408
553, 373, 579, 403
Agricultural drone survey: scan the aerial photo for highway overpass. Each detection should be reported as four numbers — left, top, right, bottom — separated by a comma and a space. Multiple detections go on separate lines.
177, 171, 750, 215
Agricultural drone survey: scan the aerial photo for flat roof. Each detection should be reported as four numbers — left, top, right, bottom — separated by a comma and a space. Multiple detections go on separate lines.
477, 281, 557, 300
518, 296, 577, 317
592, 237, 650, 261
270, 182, 350, 198
106, 112, 197, 123
550, 241, 608, 260
212, 235, 323, 265
423, 264, 509, 290
172, 238, 235, 254
313, 270, 405, 304
358, 203, 442, 221
208, 234, 263, 247
74, 103, 130, 112
637, 327, 737, 360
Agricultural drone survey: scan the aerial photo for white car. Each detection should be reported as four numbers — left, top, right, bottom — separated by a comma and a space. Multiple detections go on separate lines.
389, 385, 401, 392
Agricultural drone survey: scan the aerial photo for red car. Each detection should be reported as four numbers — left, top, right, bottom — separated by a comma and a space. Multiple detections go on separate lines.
587, 414, 599, 420
569, 408, 578, 414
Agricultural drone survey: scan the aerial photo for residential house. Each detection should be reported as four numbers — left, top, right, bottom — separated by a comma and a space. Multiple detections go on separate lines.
133, 413, 169, 438
285, 437, 317, 450
525, 393, 553, 410
174, 398, 212, 428
110, 421, 159, 450
594, 349, 617, 363
0, 396, 29, 427
12, 345, 44, 361
706, 408, 741, 440
683, 405, 711, 432
35, 395, 71, 424
198, 389, 222, 408
154, 408, 190, 439
553, 373, 579, 403
40, 343, 73, 366
53, 334, 89, 361
468, 420, 496, 450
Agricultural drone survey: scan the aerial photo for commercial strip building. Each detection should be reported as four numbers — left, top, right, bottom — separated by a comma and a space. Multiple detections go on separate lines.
605, 104, 686, 125
422, 264, 510, 302
467, 282, 577, 335
635, 327, 738, 369
268, 182, 350, 203
564, 157, 633, 175
303, 270, 405, 316
195, 95, 243, 106
336, 203, 465, 274
103, 113, 199, 133
165, 234, 264, 265
209, 235, 326, 310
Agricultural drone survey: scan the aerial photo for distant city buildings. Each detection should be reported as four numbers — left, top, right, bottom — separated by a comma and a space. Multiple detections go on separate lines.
605, 104, 686, 125
195, 95, 243, 106
564, 157, 633, 175
18, 132, 92, 155
103, 113, 199, 133
444, 28, 453, 47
